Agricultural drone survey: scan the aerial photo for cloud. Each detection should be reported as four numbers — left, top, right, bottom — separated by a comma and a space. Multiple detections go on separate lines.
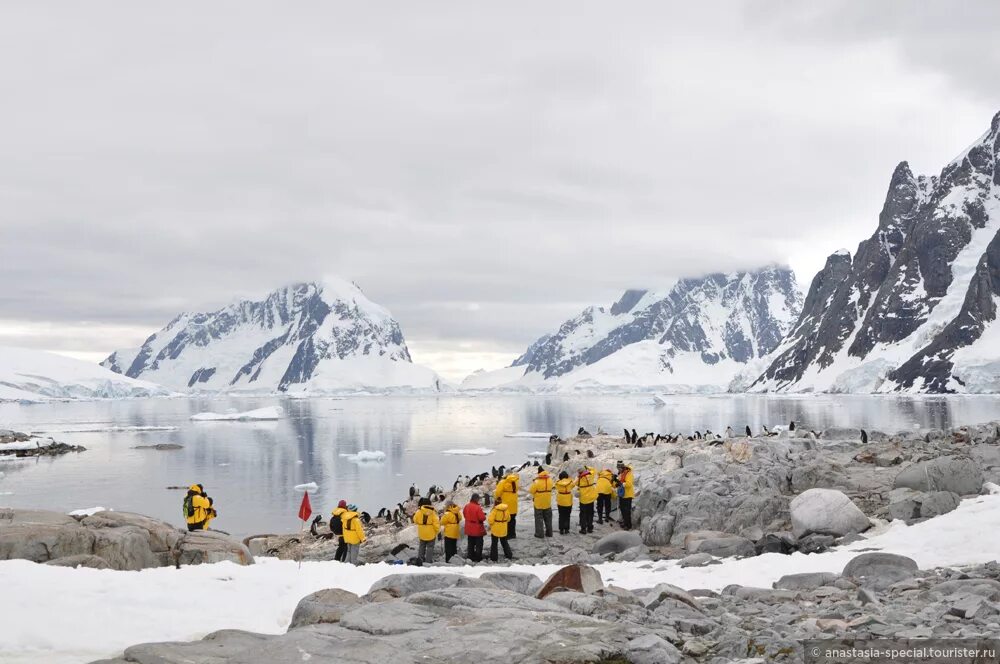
1, 1, 998, 380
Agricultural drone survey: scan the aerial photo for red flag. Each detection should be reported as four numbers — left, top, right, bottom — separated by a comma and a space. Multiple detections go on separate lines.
298, 491, 312, 522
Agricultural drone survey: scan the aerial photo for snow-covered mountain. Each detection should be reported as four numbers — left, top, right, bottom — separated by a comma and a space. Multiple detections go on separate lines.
462, 267, 802, 392
753, 111, 1000, 393
102, 278, 444, 394
0, 346, 172, 402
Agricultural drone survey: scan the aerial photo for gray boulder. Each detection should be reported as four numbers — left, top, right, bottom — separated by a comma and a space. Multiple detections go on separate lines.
289, 588, 361, 628
407, 587, 566, 612
592, 530, 644, 554
368, 573, 490, 597
842, 552, 919, 590
894, 457, 984, 495
790, 488, 871, 538
626, 633, 683, 664
887, 487, 923, 521
44, 554, 111, 569
338, 602, 441, 635
689, 536, 755, 558
774, 572, 839, 591
679, 553, 715, 568
478, 571, 542, 596
919, 491, 961, 518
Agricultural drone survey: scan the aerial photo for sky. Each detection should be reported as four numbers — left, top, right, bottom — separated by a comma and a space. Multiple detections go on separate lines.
2, 1, 999, 383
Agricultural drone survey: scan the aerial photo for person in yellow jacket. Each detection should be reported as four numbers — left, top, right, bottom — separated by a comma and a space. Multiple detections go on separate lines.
528, 468, 554, 538
413, 498, 441, 563
440, 501, 463, 562
487, 502, 513, 562
596, 469, 615, 525
183, 484, 215, 531
616, 460, 636, 530
341, 503, 366, 565
576, 466, 598, 534
494, 472, 520, 539
555, 471, 575, 535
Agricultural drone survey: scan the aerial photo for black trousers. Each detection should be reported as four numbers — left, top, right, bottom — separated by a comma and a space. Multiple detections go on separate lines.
334, 536, 347, 562
557, 505, 572, 534
596, 494, 612, 523
620, 497, 633, 530
490, 535, 512, 561
579, 502, 594, 533
444, 537, 458, 562
186, 521, 206, 532
467, 535, 484, 562
508, 514, 517, 539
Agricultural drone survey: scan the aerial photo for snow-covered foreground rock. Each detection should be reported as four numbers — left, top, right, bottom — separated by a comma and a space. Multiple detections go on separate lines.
462, 266, 802, 393
102, 278, 445, 395
1, 493, 998, 664
0, 346, 172, 402
754, 111, 1000, 394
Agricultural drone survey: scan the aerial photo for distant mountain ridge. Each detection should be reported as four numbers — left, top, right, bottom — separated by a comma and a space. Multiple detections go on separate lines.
102, 278, 442, 394
463, 266, 802, 392
753, 111, 1000, 393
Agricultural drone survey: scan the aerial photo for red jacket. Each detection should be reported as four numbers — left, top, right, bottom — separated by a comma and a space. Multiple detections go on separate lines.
463, 501, 487, 537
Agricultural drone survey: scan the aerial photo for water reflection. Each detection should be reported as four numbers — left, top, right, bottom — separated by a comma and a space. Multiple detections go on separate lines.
0, 394, 998, 537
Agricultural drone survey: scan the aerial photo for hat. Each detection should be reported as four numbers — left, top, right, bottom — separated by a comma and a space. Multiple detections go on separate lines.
347, 503, 357, 511
470, 493, 481, 502
337, 500, 347, 508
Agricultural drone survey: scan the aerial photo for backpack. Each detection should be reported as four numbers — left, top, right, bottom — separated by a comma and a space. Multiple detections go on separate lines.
183, 494, 195, 518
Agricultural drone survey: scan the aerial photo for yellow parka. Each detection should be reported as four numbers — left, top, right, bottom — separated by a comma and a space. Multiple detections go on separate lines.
619, 466, 635, 499
441, 505, 462, 540
185, 485, 211, 525
413, 505, 441, 542
342, 510, 366, 544
487, 503, 511, 537
597, 470, 614, 496
528, 471, 554, 510
576, 467, 598, 504
555, 477, 575, 508
494, 474, 519, 514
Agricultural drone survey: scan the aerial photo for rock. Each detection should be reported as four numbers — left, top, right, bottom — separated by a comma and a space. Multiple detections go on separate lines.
858, 587, 879, 605
407, 587, 564, 612
615, 544, 651, 562
774, 572, 839, 591
756, 532, 795, 554
478, 571, 542, 596
681, 639, 711, 656
689, 535, 755, 558
627, 633, 682, 664
797, 533, 836, 553
679, 553, 715, 568
177, 530, 254, 567
536, 563, 603, 599
919, 491, 961, 518
289, 588, 361, 628
842, 553, 919, 590
640, 513, 675, 546
44, 554, 110, 569
894, 457, 984, 495
888, 488, 923, 521
948, 596, 996, 619
368, 573, 490, 597
338, 602, 442, 635
816, 618, 850, 633
592, 530, 644, 554
641, 582, 701, 611
682, 530, 730, 550
733, 587, 797, 602
790, 488, 871, 538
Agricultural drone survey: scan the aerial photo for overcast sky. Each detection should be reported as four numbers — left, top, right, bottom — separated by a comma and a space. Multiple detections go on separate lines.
2, 1, 999, 382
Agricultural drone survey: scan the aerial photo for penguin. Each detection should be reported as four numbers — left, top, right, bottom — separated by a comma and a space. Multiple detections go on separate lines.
360, 511, 371, 525
631, 428, 638, 445
498, 465, 506, 477
725, 426, 735, 438
532, 460, 540, 467
408, 484, 417, 499
376, 507, 387, 519
636, 441, 643, 448
861, 428, 869, 445
586, 449, 595, 458
763, 424, 770, 435
623, 428, 630, 442
745, 425, 752, 437
484, 494, 492, 507
452, 480, 461, 492
789, 420, 796, 432
390, 543, 411, 556
391, 508, 400, 523
545, 453, 552, 466
562, 452, 570, 462
694, 431, 702, 440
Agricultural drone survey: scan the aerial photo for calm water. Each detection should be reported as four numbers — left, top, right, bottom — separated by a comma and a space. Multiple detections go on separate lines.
1, 394, 999, 538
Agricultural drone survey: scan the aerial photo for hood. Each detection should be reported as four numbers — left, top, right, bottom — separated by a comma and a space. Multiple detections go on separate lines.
494, 503, 510, 513
537, 471, 550, 479
599, 470, 614, 479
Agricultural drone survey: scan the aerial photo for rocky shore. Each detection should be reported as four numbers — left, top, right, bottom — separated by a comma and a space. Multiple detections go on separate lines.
252, 420, 1000, 568
0, 429, 85, 457
91, 555, 1000, 664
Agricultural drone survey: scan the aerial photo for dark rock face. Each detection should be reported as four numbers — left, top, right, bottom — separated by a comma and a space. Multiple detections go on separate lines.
101, 280, 425, 392
755, 111, 1000, 393
513, 266, 801, 382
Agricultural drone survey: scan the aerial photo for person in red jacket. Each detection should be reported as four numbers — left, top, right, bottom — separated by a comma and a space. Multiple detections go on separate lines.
463, 493, 487, 562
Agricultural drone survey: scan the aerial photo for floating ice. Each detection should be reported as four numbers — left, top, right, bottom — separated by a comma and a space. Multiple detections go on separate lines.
293, 482, 318, 492
442, 448, 495, 456
190, 407, 283, 422
503, 432, 552, 439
